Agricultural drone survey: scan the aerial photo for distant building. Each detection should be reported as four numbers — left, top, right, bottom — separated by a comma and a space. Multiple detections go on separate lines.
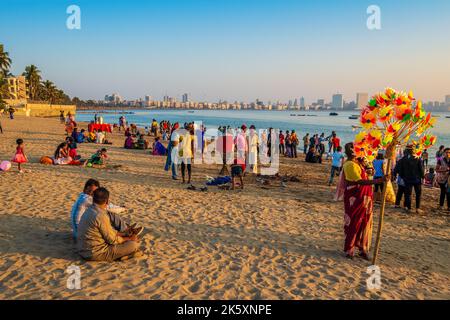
446, 95, 450, 107
300, 97, 305, 109
317, 99, 325, 109
182, 93, 189, 103
356, 93, 369, 109
104, 93, 122, 105
7, 76, 28, 100
331, 94, 343, 110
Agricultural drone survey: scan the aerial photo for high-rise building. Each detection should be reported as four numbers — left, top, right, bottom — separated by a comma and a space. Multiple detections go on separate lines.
356, 93, 369, 109
182, 93, 189, 103
300, 97, 305, 109
445, 95, 450, 107
332, 94, 343, 110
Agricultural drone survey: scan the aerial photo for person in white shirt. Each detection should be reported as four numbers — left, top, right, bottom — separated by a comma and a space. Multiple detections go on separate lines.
70, 179, 142, 240
96, 130, 105, 144
180, 124, 196, 184
248, 125, 259, 174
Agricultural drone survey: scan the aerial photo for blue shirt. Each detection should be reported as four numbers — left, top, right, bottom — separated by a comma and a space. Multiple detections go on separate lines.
373, 159, 385, 178
331, 152, 344, 167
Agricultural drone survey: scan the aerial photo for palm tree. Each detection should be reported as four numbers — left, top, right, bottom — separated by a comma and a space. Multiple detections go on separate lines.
22, 64, 41, 100
0, 44, 12, 77
0, 75, 12, 109
41, 80, 57, 104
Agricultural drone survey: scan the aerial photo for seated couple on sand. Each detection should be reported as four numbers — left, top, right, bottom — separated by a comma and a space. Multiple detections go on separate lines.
71, 179, 143, 262
124, 134, 149, 150
52, 138, 82, 165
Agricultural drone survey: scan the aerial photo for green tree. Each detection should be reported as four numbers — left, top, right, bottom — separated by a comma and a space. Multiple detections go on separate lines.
41, 80, 57, 104
22, 64, 42, 100
0, 44, 12, 77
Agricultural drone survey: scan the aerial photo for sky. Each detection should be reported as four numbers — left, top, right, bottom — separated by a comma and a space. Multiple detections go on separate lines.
1, 0, 450, 103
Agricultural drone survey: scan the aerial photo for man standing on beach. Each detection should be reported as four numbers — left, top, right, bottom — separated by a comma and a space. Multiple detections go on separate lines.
235, 124, 248, 166
396, 146, 425, 214
303, 133, 309, 154
77, 187, 142, 262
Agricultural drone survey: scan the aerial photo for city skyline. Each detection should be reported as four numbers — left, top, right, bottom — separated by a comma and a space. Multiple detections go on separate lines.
97, 90, 450, 112
2, 0, 450, 102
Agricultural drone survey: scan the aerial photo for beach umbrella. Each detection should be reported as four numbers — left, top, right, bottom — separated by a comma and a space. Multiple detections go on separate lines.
353, 88, 436, 265
0, 160, 11, 171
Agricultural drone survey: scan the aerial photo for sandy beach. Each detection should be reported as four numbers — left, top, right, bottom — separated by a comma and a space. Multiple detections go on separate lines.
0, 115, 448, 300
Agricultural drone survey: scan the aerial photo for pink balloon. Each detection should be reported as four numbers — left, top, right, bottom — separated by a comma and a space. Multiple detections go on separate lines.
0, 161, 11, 171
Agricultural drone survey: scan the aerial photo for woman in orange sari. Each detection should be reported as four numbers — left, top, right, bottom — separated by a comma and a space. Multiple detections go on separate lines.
342, 143, 386, 260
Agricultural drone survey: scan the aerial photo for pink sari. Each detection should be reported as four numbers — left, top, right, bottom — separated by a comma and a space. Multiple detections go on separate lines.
343, 163, 374, 256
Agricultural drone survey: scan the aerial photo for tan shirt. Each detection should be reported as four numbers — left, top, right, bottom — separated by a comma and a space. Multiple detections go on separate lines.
77, 204, 123, 259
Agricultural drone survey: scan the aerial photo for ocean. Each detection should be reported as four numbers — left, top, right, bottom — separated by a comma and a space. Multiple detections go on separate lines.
76, 109, 450, 161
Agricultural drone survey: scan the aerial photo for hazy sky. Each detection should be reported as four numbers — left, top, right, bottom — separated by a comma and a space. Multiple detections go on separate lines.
1, 0, 450, 103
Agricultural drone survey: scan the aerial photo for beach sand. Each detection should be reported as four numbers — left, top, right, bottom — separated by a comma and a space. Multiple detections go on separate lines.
0, 115, 448, 300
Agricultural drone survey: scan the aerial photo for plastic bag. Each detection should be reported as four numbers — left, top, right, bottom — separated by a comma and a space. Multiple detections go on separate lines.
385, 180, 396, 204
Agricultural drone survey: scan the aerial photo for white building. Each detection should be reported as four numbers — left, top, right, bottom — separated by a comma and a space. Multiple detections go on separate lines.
356, 93, 369, 109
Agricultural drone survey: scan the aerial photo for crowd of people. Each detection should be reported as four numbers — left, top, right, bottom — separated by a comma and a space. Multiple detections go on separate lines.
4, 110, 449, 264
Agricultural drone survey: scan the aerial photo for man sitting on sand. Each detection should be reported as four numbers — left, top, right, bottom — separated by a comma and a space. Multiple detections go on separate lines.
71, 179, 141, 239
77, 187, 143, 262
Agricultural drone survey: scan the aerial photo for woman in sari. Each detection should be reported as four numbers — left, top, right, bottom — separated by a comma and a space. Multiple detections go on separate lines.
342, 142, 386, 260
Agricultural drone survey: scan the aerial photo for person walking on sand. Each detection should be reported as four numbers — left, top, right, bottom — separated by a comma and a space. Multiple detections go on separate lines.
60, 110, 65, 124
8, 107, 15, 120
164, 122, 180, 180
342, 142, 386, 260
77, 187, 142, 262
12, 138, 28, 173
435, 147, 450, 212
328, 146, 344, 185
180, 124, 195, 184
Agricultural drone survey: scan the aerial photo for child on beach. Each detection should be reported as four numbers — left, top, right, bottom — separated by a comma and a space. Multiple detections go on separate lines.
12, 138, 28, 173
328, 146, 344, 185
424, 167, 435, 188
231, 159, 245, 190
84, 148, 108, 168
